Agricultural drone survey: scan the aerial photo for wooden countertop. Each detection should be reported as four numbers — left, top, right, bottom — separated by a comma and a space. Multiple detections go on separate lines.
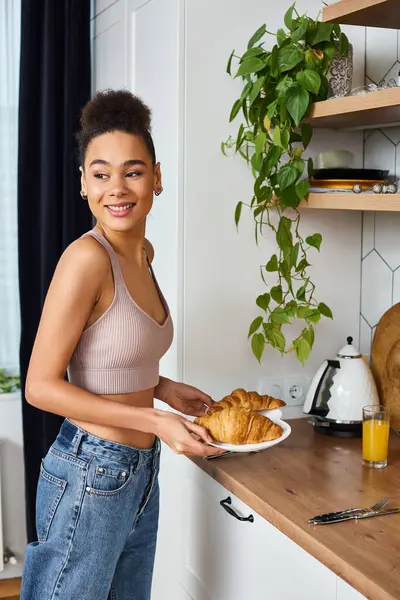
190, 419, 400, 600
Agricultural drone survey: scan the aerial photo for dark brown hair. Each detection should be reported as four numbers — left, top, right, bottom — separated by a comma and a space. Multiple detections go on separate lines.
76, 89, 156, 166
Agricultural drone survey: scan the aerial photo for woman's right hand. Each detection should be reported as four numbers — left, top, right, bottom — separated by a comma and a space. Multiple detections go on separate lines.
153, 410, 226, 457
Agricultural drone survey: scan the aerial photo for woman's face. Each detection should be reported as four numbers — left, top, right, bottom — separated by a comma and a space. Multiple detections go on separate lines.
81, 130, 162, 233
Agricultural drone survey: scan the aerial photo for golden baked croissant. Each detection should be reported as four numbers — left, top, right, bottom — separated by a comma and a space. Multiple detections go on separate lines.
195, 406, 283, 445
208, 388, 285, 415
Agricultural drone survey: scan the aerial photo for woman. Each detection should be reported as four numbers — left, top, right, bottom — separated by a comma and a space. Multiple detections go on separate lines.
20, 89, 223, 600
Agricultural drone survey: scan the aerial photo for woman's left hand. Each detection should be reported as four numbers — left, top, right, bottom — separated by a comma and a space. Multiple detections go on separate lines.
157, 378, 214, 416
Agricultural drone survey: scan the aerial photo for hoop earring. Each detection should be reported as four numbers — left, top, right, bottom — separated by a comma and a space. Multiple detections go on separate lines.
155, 186, 163, 197
80, 191, 87, 200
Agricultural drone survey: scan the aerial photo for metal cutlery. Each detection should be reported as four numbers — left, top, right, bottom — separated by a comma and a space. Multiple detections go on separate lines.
309, 496, 388, 524
309, 506, 400, 525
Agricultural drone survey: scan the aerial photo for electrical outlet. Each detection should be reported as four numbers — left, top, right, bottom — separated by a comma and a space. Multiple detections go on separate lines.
257, 378, 284, 400
283, 376, 311, 407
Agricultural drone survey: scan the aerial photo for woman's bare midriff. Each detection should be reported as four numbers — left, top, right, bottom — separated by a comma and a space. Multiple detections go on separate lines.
72, 387, 156, 449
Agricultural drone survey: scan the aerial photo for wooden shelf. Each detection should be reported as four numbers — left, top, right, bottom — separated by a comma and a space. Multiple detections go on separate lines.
323, 0, 400, 29
301, 193, 400, 211
304, 87, 400, 130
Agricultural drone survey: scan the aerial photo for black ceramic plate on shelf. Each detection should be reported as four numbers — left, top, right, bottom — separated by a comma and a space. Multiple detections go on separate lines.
313, 168, 389, 181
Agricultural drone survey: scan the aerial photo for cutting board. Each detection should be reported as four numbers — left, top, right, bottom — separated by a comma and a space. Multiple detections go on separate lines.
371, 303, 400, 434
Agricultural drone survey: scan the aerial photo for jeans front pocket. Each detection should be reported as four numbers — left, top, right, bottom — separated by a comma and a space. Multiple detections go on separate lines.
36, 462, 67, 542
86, 455, 137, 497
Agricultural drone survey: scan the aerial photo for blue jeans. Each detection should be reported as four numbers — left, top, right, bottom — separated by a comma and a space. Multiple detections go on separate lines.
21, 419, 160, 600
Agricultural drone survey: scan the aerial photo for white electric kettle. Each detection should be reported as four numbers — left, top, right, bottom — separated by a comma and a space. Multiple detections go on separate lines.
303, 337, 379, 437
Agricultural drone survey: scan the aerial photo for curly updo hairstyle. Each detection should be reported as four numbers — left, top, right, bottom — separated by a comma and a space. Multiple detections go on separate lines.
76, 89, 156, 166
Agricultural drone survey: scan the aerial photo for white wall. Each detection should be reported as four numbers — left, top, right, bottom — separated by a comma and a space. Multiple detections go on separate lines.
183, 0, 364, 407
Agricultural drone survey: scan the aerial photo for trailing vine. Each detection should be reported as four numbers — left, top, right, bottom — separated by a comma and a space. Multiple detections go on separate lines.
222, 4, 348, 365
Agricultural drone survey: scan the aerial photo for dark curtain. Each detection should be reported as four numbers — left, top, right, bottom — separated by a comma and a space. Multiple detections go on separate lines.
18, 0, 92, 543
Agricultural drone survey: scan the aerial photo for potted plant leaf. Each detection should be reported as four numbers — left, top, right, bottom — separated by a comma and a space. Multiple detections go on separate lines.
222, 3, 349, 365
0, 369, 21, 395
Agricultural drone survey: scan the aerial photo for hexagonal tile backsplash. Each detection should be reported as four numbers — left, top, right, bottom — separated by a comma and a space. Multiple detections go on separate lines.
361, 28, 400, 355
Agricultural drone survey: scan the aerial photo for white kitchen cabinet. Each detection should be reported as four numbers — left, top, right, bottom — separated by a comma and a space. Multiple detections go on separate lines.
337, 578, 366, 600
180, 462, 337, 600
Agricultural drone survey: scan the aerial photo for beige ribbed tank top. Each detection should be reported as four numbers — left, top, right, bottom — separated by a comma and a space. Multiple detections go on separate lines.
67, 230, 174, 395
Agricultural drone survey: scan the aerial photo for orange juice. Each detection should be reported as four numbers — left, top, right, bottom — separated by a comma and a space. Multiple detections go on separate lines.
362, 419, 390, 463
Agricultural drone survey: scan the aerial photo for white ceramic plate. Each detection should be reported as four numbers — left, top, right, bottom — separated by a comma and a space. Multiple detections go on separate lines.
205, 409, 291, 453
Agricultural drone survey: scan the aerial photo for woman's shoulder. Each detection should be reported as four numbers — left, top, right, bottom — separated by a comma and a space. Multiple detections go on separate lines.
58, 234, 111, 278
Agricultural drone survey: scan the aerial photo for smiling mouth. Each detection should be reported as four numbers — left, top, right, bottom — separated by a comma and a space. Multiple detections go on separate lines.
105, 203, 135, 211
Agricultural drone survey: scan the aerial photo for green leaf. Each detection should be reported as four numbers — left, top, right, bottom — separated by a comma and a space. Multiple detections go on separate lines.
285, 300, 298, 318
248, 316, 263, 337
277, 28, 287, 46
266, 254, 278, 272
276, 76, 294, 98
301, 123, 313, 149
296, 179, 310, 200
296, 285, 307, 302
303, 326, 315, 349
255, 131, 267, 157
307, 157, 314, 178
229, 99, 242, 122
235, 58, 265, 78
276, 216, 293, 252
256, 293, 271, 311
284, 4, 294, 30
318, 302, 333, 319
266, 145, 283, 170
306, 233, 322, 251
270, 45, 279, 77
277, 164, 298, 190
248, 24, 266, 49
278, 45, 304, 72
270, 307, 290, 325
308, 22, 334, 46
280, 185, 299, 209
251, 333, 265, 363
293, 158, 305, 176
285, 84, 310, 126
296, 258, 311, 273
226, 49, 235, 75
249, 77, 265, 105
291, 242, 300, 269
271, 285, 283, 304
307, 309, 321, 324
273, 127, 282, 147
281, 129, 290, 150
265, 326, 286, 352
236, 124, 245, 152
293, 336, 311, 365
234, 201, 243, 229
297, 306, 314, 319
221, 141, 228, 157
267, 99, 278, 121
241, 47, 266, 61
296, 69, 321, 94
291, 19, 308, 44
251, 152, 263, 173
340, 32, 349, 57
240, 81, 253, 102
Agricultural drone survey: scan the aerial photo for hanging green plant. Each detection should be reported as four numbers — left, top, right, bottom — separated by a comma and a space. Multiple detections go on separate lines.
222, 4, 349, 365
0, 369, 21, 394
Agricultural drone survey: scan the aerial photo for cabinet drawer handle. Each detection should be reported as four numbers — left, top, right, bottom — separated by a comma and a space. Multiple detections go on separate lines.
220, 496, 254, 522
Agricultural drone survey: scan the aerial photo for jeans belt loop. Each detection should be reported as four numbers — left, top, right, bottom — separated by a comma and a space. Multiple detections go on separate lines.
71, 430, 85, 456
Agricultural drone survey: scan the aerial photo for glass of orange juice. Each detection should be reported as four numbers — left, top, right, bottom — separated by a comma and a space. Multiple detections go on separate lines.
362, 405, 391, 468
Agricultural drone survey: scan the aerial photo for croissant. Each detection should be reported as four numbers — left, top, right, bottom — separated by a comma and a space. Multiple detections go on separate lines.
208, 388, 285, 415
195, 406, 283, 445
